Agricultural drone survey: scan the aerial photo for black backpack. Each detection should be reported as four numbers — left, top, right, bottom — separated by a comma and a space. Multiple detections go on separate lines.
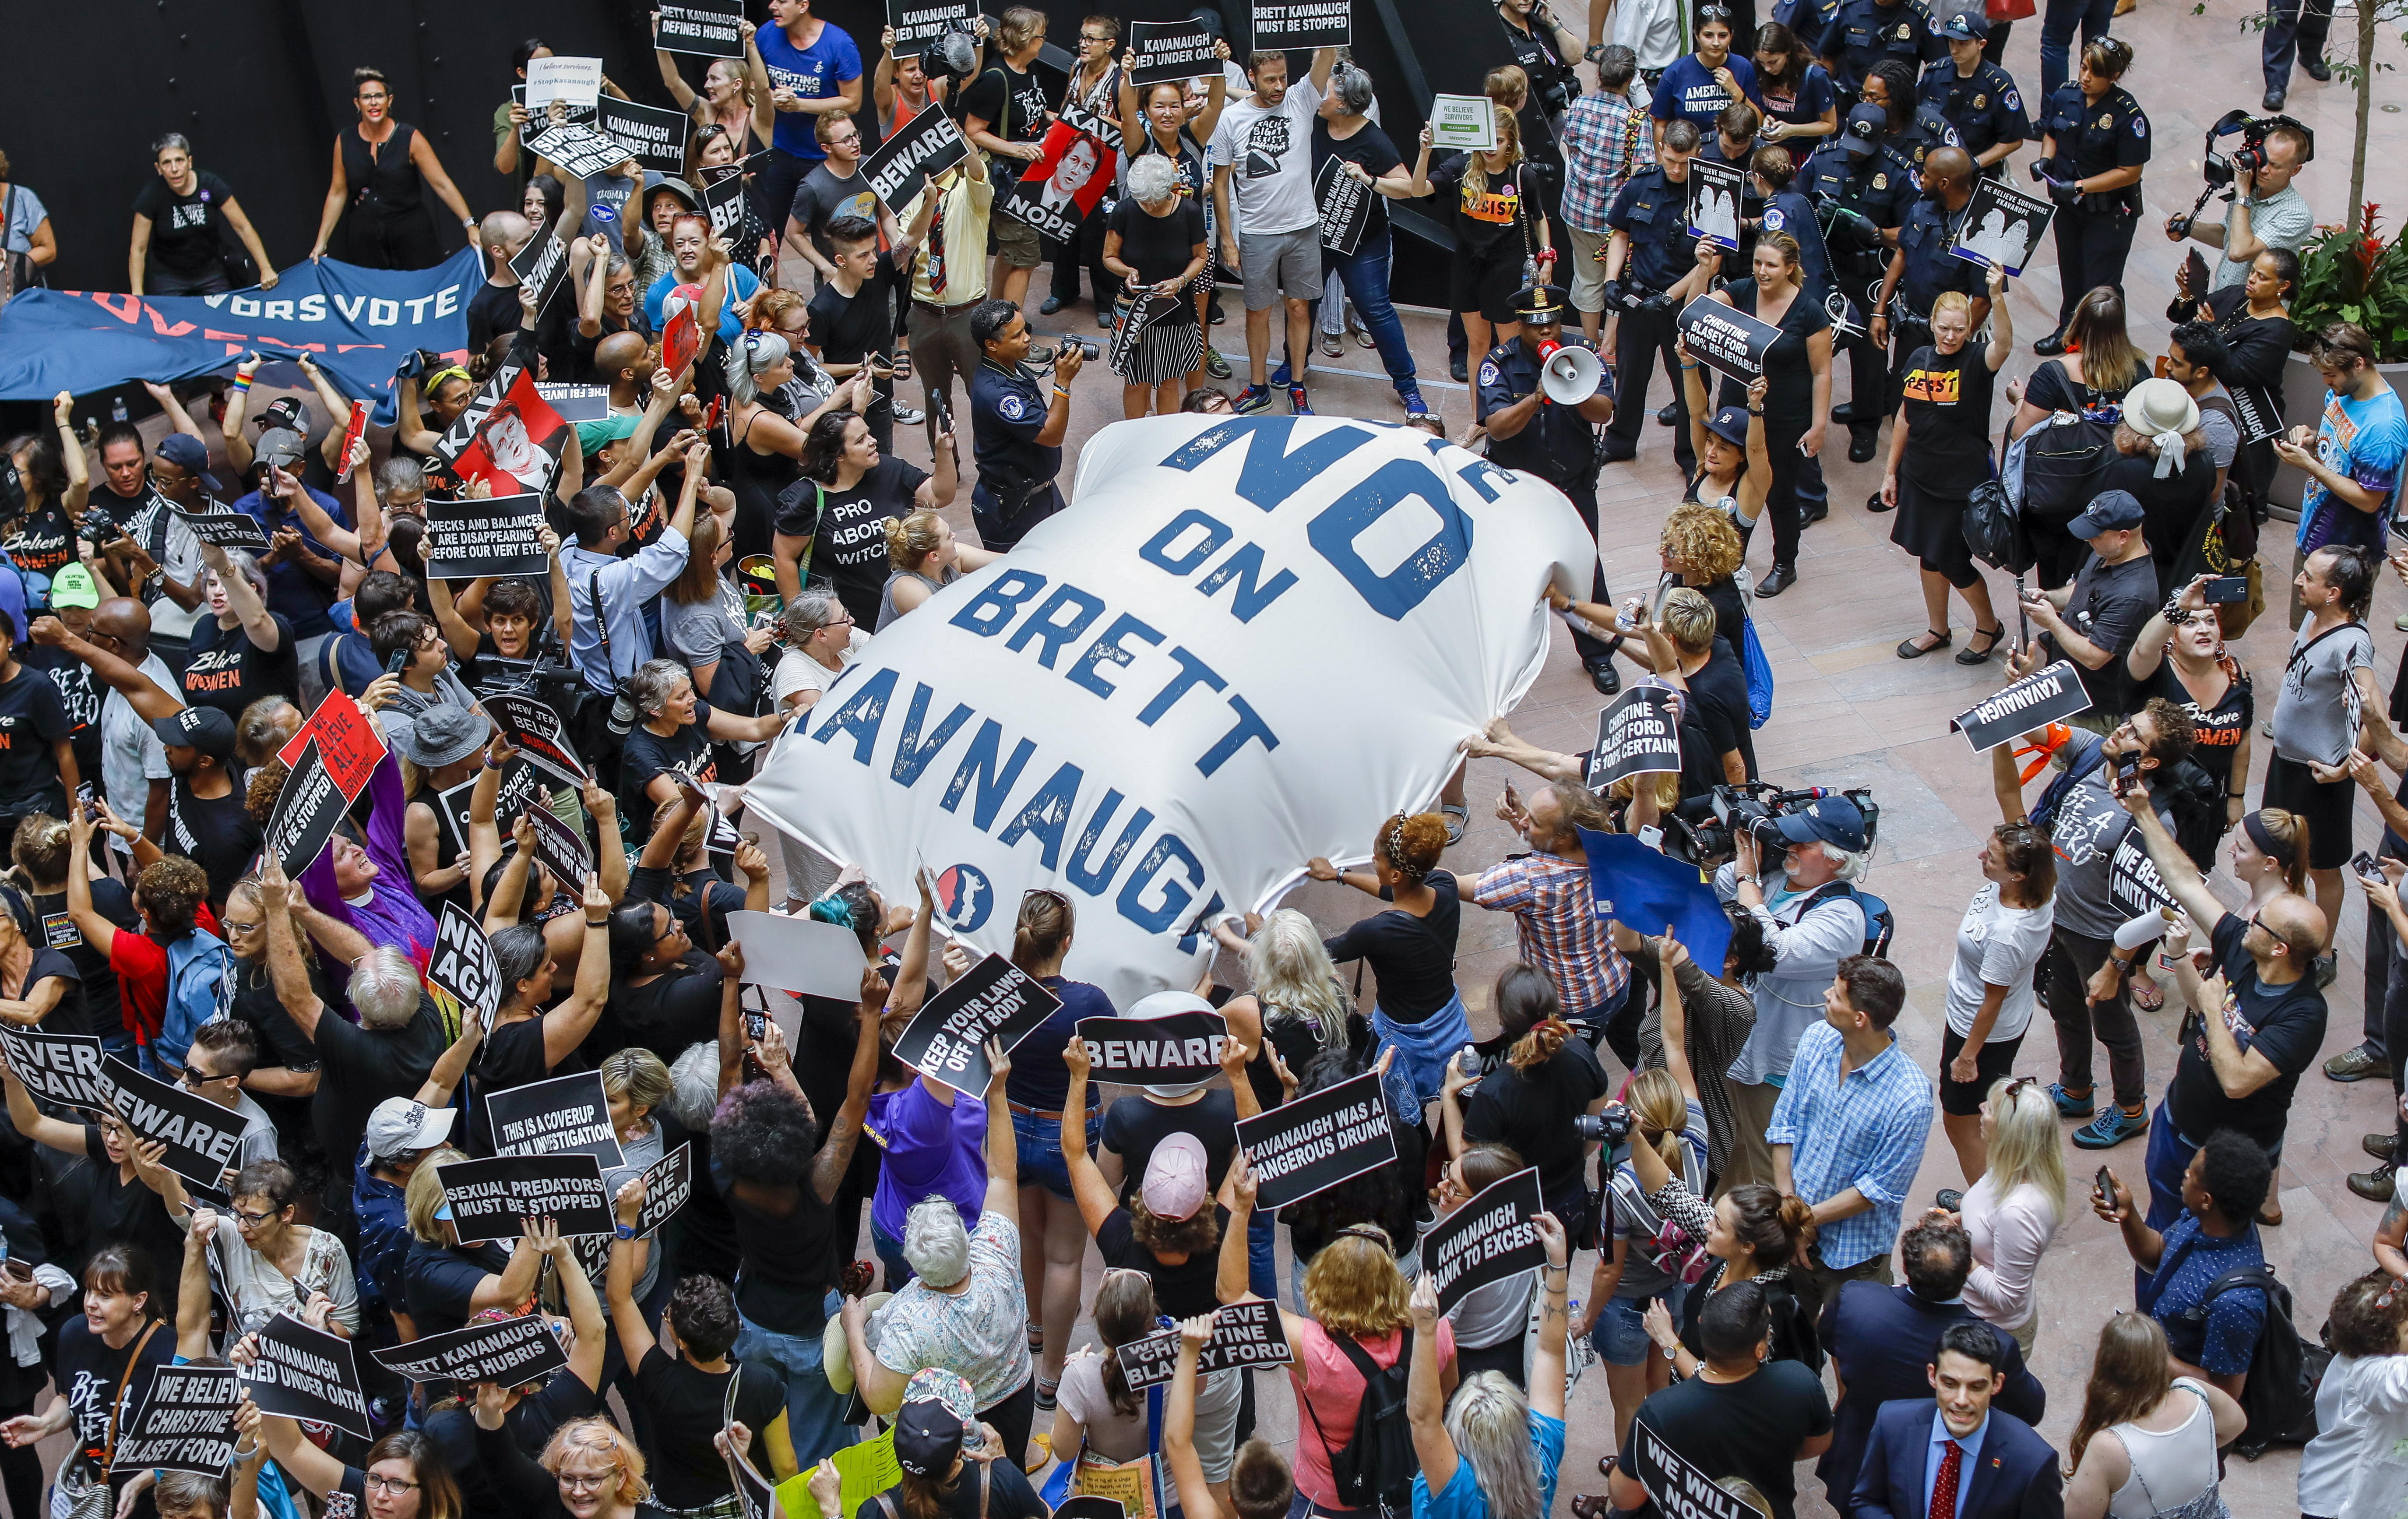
1301, 1333, 1419, 1519
2180, 1263, 2331, 1458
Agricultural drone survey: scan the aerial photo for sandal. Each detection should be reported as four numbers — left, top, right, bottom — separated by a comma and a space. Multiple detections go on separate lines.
1597, 1455, 1618, 1480
1440, 802, 1470, 846
1896, 628, 1953, 659
1571, 1496, 1616, 1519
2131, 975, 2165, 1012
1954, 624, 2007, 665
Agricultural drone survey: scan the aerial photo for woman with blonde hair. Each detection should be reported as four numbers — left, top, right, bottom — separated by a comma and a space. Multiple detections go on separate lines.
1405, 1215, 1574, 1519
599, 1046, 685, 1317
1307, 813, 1474, 1108
1940, 1077, 2065, 1353
2060, 1314, 2242, 1519
480, 1405, 668, 1519
1407, 106, 1548, 366
247, 1399, 463, 1519
1212, 906, 1351, 1107
1883, 263, 2012, 660
877, 510, 1001, 628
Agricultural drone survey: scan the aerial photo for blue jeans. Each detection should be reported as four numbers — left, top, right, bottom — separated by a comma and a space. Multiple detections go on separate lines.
2142, 1103, 2282, 1235
1321, 233, 1422, 405
2039, 0, 2117, 97
1013, 1108, 1100, 1201
735, 1296, 856, 1467
1590, 1281, 1690, 1367
871, 1220, 913, 1292
1248, 1209, 1277, 1302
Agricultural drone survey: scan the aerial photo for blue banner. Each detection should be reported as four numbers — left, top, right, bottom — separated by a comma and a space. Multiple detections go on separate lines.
1578, 828, 1733, 976
0, 250, 483, 425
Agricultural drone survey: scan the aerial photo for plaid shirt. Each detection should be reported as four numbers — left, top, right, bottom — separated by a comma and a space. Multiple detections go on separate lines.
1558, 91, 1656, 234
1469, 851, 1630, 1014
1764, 1022, 1934, 1270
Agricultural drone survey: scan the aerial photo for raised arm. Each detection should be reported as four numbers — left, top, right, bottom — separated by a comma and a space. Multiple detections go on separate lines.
1403, 1274, 1458, 1493
1060, 1038, 1120, 1237
542, 874, 616, 1068
197, 539, 282, 652
1162, 1314, 1223, 1519
606, 1173, 661, 1370
0, 1068, 86, 1157
805, 960, 884, 1203
1527, 1213, 1571, 1419
980, 1037, 1019, 1223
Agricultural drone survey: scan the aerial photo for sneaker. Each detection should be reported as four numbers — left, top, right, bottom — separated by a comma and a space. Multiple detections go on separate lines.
1096, 307, 1116, 328
2348, 1162, 2397, 1202
1350, 321, 1377, 350
1205, 346, 1232, 379
1233, 384, 1274, 414
1270, 359, 1294, 388
1320, 331, 1344, 358
1402, 393, 1430, 419
2072, 1104, 2149, 1149
1288, 384, 1312, 415
2327, 1042, 2387, 1082
2047, 1082, 2097, 1119
2365, 1132, 2397, 1160
892, 403, 925, 425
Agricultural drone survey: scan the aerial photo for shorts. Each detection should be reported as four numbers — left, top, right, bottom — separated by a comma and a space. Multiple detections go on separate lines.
1012, 1107, 1101, 1201
994, 212, 1043, 269
1565, 225, 1611, 313
1589, 1281, 1689, 1367
1238, 224, 1323, 309
2261, 753, 2354, 870
1938, 1026, 2027, 1117
1449, 247, 1525, 325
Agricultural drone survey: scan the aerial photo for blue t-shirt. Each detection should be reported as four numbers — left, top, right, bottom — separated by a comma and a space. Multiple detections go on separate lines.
232, 484, 352, 638
1412, 1411, 1567, 1519
1648, 54, 1764, 127
644, 263, 763, 346
2298, 384, 2408, 556
2137, 1214, 2265, 1377
1007, 976, 1116, 1112
756, 20, 865, 159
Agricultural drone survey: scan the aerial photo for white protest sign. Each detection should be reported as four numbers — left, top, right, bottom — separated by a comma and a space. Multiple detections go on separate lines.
525, 56, 605, 113
727, 909, 871, 1000
1431, 95, 1497, 153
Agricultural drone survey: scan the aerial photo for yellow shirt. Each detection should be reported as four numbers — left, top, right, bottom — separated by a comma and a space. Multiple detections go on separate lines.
904, 170, 995, 307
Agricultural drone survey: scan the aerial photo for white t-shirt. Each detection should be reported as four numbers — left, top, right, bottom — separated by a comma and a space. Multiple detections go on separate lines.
1946, 884, 2054, 1041
771, 628, 869, 706
1208, 77, 1324, 236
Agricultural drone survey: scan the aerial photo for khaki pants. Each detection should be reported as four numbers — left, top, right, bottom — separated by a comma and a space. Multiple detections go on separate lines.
1719, 1077, 1781, 1195
1803, 1247, 1894, 1311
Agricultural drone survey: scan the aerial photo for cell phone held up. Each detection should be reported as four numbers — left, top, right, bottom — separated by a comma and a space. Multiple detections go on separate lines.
2095, 1165, 2114, 1202
2201, 576, 2250, 605
2352, 851, 2387, 885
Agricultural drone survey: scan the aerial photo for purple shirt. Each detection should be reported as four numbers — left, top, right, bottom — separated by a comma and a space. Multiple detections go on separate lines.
301, 748, 437, 968
866, 1079, 987, 1244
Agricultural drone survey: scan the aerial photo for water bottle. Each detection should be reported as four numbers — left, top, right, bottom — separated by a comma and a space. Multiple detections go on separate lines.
109, 395, 129, 424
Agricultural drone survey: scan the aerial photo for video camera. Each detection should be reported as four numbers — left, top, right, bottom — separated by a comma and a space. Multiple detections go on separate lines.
1598, 280, 1676, 314
919, 24, 980, 88
1661, 780, 1881, 869
2167, 109, 2314, 239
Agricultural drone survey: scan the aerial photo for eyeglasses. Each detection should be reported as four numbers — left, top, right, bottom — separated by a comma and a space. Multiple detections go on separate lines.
1081, 31, 1114, 41
558, 1475, 613, 1494
364, 1476, 421, 1497
176, 1067, 230, 1087
222, 919, 262, 935
231, 1207, 280, 1226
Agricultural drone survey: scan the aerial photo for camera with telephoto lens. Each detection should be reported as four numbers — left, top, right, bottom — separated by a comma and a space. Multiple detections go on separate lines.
2167, 110, 2316, 239
1661, 780, 1882, 869
1573, 1106, 1635, 1143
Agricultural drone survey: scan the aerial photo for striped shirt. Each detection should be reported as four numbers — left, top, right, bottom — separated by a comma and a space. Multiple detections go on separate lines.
1469, 850, 1630, 1014
1764, 1021, 1934, 1269
1559, 92, 1657, 233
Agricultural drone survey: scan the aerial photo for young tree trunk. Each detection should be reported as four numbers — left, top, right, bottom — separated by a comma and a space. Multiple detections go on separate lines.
2349, 0, 2374, 235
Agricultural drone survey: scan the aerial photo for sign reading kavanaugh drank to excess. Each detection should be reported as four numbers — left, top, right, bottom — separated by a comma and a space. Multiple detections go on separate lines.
1950, 659, 2093, 753
863, 106, 971, 215
115, 1364, 241, 1477
486, 1069, 626, 1167
372, 1313, 570, 1389
1113, 1298, 1293, 1389
426, 495, 550, 579
1232, 1068, 1397, 1209
889, 952, 1063, 1098
243, 1313, 372, 1438
438, 1153, 614, 1242
889, 0, 973, 47
656, 0, 745, 57
1422, 1167, 1547, 1312
1252, 0, 1352, 49
1587, 685, 1685, 788
1074, 1011, 1229, 1086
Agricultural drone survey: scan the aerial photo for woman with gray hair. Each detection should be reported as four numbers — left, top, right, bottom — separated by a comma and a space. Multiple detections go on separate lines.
772, 589, 868, 713
723, 329, 833, 564
132, 132, 276, 296
1101, 153, 1209, 417
1405, 1214, 1573, 1519
184, 540, 299, 715
1312, 63, 1426, 417
617, 656, 795, 821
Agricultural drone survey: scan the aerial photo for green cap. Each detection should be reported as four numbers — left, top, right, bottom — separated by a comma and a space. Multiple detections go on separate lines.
574, 413, 642, 455
49, 564, 100, 610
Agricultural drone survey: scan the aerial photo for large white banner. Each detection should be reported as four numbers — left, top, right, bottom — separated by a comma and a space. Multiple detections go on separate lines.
742, 415, 1595, 1009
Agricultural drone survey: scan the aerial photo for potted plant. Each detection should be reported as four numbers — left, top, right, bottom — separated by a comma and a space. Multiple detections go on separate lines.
2271, 205, 2408, 506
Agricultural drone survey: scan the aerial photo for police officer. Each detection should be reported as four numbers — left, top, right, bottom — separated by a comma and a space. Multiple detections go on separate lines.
1868, 145, 1988, 509
1477, 285, 1620, 692
1863, 60, 1959, 179
1755, 147, 1834, 304
1919, 12, 2029, 177
2031, 36, 2148, 353
1824, 0, 1945, 102
966, 298, 1083, 549
1803, 104, 1908, 465
1704, 102, 1772, 253
1599, 120, 1710, 474
1771, 0, 1842, 63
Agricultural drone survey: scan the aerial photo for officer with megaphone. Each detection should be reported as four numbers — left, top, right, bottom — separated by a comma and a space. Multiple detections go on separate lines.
1475, 283, 1623, 694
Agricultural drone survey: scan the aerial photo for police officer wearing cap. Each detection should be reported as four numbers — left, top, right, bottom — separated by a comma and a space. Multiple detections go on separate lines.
1805, 103, 1908, 465
1868, 146, 1988, 510
1824, 0, 1945, 102
1599, 121, 1710, 473
1478, 284, 1620, 692
2031, 36, 2148, 354
1920, 11, 2029, 177
967, 297, 1082, 550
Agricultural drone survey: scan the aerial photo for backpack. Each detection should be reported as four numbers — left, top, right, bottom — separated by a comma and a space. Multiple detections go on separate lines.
1301, 1333, 1419, 1519
1607, 1161, 1713, 1284
1740, 617, 1774, 730
2003, 410, 2119, 527
1963, 416, 2035, 574
2180, 1263, 2330, 1458
1797, 879, 1895, 958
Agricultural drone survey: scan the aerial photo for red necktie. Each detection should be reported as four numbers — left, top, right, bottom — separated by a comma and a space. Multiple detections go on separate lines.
1929, 1438, 1962, 1519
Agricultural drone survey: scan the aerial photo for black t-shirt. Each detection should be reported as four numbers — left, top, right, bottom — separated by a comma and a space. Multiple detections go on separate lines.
182, 612, 300, 716
1631, 1362, 1834, 1519
1097, 1205, 1228, 1318
2136, 662, 2253, 793
806, 255, 901, 365
621, 705, 716, 824
959, 63, 1050, 145
818, 458, 929, 626
5, 504, 77, 584
1311, 120, 1405, 242
1101, 1090, 1238, 1209
19, 645, 103, 782
1712, 285, 1832, 426
1463, 1043, 1609, 1219
712, 1159, 838, 1332
1321, 871, 1463, 1021
169, 771, 262, 909
402, 1237, 511, 1337
134, 171, 235, 277
1105, 201, 1206, 325
1430, 156, 1536, 262
0, 665, 70, 821
1686, 641, 1759, 780
227, 955, 323, 1150
21, 882, 137, 1040
594, 950, 725, 1063
467, 282, 525, 358
1898, 343, 2000, 493
7, 947, 83, 1036
2166, 913, 2329, 1149
635, 1347, 787, 1508
79, 1127, 189, 1317
469, 1015, 588, 1154
2047, 553, 2159, 714
54, 1314, 177, 1482
314, 993, 447, 1181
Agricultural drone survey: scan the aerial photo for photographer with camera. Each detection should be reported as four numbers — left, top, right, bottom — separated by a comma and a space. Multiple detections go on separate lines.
2165, 116, 2310, 286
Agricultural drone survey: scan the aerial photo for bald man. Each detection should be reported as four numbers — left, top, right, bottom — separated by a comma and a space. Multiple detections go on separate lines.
594, 330, 657, 414
471, 211, 537, 354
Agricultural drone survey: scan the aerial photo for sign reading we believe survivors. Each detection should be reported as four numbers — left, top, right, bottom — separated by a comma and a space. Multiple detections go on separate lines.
1233, 1068, 1395, 1209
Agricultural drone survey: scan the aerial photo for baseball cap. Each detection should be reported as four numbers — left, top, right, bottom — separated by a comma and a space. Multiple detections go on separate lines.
151, 705, 238, 759
2067, 488, 2147, 539
255, 397, 308, 434
1128, 989, 1219, 1098
49, 564, 100, 611
894, 1375, 973, 1476
1774, 795, 1870, 853
1703, 405, 1751, 445
1142, 1131, 1211, 1221
253, 427, 308, 473
365, 1098, 456, 1162
402, 705, 489, 769
644, 170, 700, 210
156, 433, 209, 473
1841, 104, 1885, 155
575, 412, 643, 456
1939, 10, 1989, 39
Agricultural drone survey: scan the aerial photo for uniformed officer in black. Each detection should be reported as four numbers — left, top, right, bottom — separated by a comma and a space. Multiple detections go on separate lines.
1477, 285, 1621, 692
1803, 105, 1908, 464
1599, 120, 1707, 474
1771, 0, 1841, 61
1866, 145, 1988, 509
1825, 0, 1945, 102
1920, 12, 2029, 177
2031, 35, 2148, 352
1863, 60, 1960, 180
967, 298, 1083, 549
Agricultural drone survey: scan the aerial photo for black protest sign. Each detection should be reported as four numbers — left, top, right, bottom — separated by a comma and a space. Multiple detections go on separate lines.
525, 123, 635, 182
2109, 829, 2180, 920
1108, 289, 1177, 373
1053, 1502, 1125, 1519
0, 1026, 111, 1111
508, 229, 574, 324
2229, 381, 2281, 445
1313, 156, 1374, 257
426, 495, 549, 579
1130, 19, 1218, 84
437, 762, 540, 850
427, 902, 503, 1033
1626, 1417, 1757, 1519
1424, 1167, 1546, 1313
1950, 660, 2093, 753
1588, 686, 1685, 788
890, 952, 1063, 1099
726, 1439, 782, 1519
536, 383, 613, 424
486, 691, 591, 786
167, 503, 271, 552
863, 105, 971, 217
1233, 1068, 1397, 1210
526, 802, 595, 889
486, 1069, 625, 1167
1949, 175, 2053, 278
262, 738, 349, 879
1114, 1298, 1294, 1389
511, 87, 600, 150
1074, 1012, 1229, 1086
115, 1363, 241, 1477
890, 0, 974, 47
600, 97, 691, 176
702, 166, 750, 241
1252, 0, 1352, 49
243, 1313, 372, 1438
1684, 155, 1746, 250
634, 1143, 694, 1237
658, 0, 745, 57
372, 1312, 570, 1389
438, 1153, 614, 1242
100, 1055, 247, 1187
1675, 295, 1780, 383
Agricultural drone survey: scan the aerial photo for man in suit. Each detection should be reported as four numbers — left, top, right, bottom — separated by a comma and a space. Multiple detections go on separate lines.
1819, 1218, 2046, 1513
1852, 1322, 2064, 1519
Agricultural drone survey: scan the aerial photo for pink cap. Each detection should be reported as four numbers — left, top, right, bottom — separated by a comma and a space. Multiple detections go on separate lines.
1142, 1131, 1211, 1221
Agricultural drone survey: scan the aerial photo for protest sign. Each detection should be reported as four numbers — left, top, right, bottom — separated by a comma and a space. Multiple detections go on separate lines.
437, 762, 540, 850
335, 402, 370, 483
115, 1364, 240, 1477
1108, 290, 1177, 374
262, 738, 349, 879
0, 1027, 111, 1111
453, 370, 571, 497
658, 0, 746, 57
727, 910, 870, 1000
1073, 1012, 1228, 1086
634, 1143, 694, 1237
1253, 0, 1352, 48
727, 1440, 783, 1519
1686, 155, 1746, 250
487, 1070, 625, 1167
2109, 830, 2181, 920
426, 495, 550, 579
662, 300, 701, 385
510, 86, 600, 147
434, 350, 530, 463
526, 802, 595, 888
243, 1313, 372, 1438
702, 165, 751, 240
997, 106, 1120, 243
1431, 95, 1497, 152
863, 106, 971, 216
167, 502, 271, 552
525, 57, 604, 114
1423, 1167, 1546, 1312
1949, 176, 2053, 278
1115, 1298, 1295, 1389
2229, 381, 2280, 445
1579, 828, 1732, 976
525, 123, 635, 182
1675, 295, 1780, 383
1130, 19, 1218, 84
1233, 1069, 1396, 1209
1950, 660, 2093, 753
889, 952, 1063, 1098
535, 383, 612, 423
486, 691, 591, 786
372, 1313, 570, 1389
1625, 1417, 1757, 1519
601, 97, 691, 176
99, 1055, 249, 1187
277, 687, 389, 801
427, 902, 503, 1033
438, 1153, 614, 1242
890, 0, 974, 46
508, 228, 575, 324
1587, 686, 1685, 788
1313, 157, 1374, 256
